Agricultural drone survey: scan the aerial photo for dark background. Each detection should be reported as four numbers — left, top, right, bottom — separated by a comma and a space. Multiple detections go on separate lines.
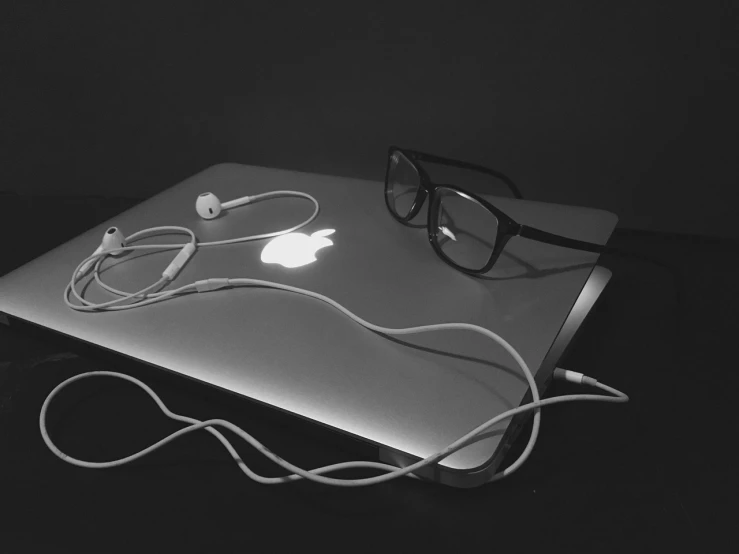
1, 1, 737, 238
1, 3, 738, 551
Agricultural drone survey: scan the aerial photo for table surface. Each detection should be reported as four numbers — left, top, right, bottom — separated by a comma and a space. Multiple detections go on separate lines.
0, 192, 736, 553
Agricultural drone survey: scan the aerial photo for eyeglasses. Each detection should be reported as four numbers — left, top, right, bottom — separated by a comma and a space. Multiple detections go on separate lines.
384, 146, 608, 275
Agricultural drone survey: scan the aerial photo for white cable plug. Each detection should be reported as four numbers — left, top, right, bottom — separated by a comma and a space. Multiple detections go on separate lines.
553, 367, 599, 387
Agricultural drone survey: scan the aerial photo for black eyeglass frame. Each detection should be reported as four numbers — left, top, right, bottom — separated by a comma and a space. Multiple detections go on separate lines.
384, 145, 609, 275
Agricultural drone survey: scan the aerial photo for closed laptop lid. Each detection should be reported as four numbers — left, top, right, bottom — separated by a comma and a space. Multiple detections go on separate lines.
0, 163, 617, 473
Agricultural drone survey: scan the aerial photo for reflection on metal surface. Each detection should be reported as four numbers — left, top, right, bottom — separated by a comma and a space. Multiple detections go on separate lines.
260, 229, 335, 269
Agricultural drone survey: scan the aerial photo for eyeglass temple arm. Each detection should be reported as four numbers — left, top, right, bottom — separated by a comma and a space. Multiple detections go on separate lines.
405, 149, 524, 200
517, 225, 608, 254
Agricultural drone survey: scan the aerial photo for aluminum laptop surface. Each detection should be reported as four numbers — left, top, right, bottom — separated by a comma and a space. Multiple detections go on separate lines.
0, 163, 618, 487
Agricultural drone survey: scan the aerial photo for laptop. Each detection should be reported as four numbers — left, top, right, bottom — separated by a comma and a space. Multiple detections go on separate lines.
0, 163, 617, 488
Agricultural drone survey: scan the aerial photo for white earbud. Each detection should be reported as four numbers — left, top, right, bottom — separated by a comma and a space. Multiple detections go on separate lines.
76, 227, 128, 279
195, 192, 252, 220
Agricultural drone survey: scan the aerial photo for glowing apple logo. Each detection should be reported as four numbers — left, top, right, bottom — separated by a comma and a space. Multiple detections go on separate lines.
260, 229, 335, 268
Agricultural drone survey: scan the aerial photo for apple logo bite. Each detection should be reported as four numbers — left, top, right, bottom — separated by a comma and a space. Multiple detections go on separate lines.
260, 229, 335, 269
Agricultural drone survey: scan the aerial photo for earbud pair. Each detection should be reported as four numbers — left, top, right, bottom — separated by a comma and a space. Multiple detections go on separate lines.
77, 192, 254, 279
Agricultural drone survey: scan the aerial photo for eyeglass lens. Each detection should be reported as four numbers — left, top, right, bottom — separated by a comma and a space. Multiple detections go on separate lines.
433, 187, 499, 271
386, 151, 421, 219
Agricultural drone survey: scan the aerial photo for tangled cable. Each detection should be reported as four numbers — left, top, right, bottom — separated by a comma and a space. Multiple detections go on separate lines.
50, 189, 629, 486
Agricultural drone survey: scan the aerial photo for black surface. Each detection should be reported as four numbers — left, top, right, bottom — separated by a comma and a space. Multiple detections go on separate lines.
2, 2, 737, 239
1, 194, 737, 552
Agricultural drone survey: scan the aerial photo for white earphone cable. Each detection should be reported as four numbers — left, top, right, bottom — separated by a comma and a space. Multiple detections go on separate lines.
195, 191, 320, 247
53, 189, 629, 486
67, 192, 320, 305
40, 365, 626, 487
